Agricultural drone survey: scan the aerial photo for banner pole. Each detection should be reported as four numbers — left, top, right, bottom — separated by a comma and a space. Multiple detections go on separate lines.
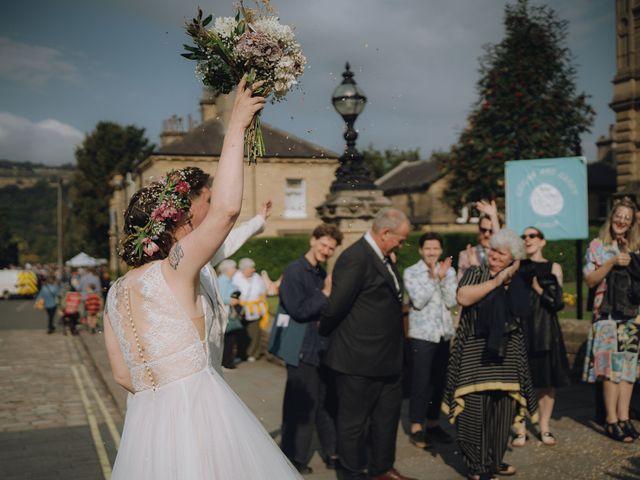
575, 239, 583, 320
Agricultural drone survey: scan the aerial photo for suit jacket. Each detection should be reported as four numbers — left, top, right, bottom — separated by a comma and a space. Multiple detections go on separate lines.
319, 237, 404, 377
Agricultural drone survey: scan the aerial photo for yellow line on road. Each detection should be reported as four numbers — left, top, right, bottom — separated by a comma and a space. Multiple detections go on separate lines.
71, 364, 112, 479
79, 363, 121, 449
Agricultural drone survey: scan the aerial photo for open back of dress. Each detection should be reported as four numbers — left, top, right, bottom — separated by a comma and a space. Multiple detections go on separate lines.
106, 260, 301, 480
107, 261, 209, 392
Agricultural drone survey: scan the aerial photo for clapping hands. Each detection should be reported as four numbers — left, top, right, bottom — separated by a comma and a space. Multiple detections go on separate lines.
496, 260, 520, 286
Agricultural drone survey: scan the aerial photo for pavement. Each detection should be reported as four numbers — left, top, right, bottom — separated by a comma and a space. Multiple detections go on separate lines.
2, 299, 640, 479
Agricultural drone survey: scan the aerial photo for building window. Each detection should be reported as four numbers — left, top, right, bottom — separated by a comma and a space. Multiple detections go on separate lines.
284, 178, 306, 218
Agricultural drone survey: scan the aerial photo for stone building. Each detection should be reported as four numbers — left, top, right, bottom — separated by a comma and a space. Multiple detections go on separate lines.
611, 0, 640, 200
375, 158, 460, 230
108, 90, 338, 274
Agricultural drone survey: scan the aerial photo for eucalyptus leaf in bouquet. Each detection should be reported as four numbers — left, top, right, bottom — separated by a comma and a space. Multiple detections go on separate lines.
182, 2, 306, 164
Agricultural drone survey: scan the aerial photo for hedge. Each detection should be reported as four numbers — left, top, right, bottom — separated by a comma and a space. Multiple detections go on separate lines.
228, 227, 601, 283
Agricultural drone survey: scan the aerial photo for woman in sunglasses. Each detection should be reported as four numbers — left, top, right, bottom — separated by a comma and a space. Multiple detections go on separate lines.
583, 197, 640, 443
512, 227, 569, 447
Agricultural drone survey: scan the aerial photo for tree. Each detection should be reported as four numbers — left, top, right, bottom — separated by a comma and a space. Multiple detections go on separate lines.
362, 145, 421, 179
69, 122, 154, 258
0, 222, 19, 268
443, 0, 594, 210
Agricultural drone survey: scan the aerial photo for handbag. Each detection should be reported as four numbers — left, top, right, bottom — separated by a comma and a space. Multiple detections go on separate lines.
226, 304, 245, 333
34, 298, 45, 310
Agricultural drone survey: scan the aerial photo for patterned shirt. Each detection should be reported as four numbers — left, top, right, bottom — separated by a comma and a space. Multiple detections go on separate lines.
583, 238, 620, 320
403, 260, 457, 343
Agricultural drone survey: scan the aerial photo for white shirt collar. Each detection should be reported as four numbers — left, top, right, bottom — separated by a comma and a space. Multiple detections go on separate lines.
364, 231, 385, 261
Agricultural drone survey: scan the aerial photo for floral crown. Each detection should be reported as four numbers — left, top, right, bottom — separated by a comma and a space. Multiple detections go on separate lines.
128, 169, 193, 260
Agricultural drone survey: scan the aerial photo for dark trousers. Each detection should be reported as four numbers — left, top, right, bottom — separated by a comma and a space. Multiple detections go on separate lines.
408, 338, 450, 425
456, 391, 516, 475
281, 362, 337, 467
222, 330, 241, 368
334, 372, 402, 479
45, 307, 56, 331
63, 312, 79, 334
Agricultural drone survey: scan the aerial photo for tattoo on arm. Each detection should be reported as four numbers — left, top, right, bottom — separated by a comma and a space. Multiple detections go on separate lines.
168, 242, 184, 270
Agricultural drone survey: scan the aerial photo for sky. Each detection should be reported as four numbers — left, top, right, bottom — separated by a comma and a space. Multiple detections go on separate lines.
0, 0, 614, 167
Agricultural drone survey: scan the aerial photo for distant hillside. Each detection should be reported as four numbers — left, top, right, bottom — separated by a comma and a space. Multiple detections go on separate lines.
0, 159, 75, 189
0, 160, 77, 263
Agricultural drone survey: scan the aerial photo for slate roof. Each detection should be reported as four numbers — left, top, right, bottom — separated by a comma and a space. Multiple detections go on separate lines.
153, 118, 339, 160
376, 159, 442, 196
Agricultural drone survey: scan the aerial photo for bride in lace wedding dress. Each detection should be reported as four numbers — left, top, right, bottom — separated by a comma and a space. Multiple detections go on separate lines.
103, 78, 301, 479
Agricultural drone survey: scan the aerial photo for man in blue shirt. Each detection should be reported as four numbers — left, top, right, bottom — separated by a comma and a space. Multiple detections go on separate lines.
269, 224, 343, 475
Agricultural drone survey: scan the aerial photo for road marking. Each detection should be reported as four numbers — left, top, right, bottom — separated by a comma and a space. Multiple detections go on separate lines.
71, 364, 112, 479
79, 363, 121, 448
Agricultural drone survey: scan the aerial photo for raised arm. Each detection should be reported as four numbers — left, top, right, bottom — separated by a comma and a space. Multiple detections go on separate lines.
163, 78, 265, 282
475, 200, 501, 234
457, 261, 519, 306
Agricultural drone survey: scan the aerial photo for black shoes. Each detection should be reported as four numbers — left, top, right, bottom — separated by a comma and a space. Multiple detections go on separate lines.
292, 462, 313, 475
425, 425, 454, 444
619, 420, 639, 440
409, 430, 428, 449
325, 455, 339, 470
605, 422, 634, 443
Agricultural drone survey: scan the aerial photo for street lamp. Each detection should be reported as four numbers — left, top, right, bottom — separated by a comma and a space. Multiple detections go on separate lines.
330, 63, 376, 191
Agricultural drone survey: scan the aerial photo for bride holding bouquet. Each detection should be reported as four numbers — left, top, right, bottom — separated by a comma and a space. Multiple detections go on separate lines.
104, 77, 301, 479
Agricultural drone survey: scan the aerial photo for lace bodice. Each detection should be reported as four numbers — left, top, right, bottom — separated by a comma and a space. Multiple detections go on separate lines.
107, 262, 213, 392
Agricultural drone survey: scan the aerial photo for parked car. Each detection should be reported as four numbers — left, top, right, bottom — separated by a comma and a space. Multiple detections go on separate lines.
0, 269, 38, 299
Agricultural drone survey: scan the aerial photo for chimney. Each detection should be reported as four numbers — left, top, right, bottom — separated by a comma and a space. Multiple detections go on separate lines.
159, 114, 186, 147
199, 87, 236, 131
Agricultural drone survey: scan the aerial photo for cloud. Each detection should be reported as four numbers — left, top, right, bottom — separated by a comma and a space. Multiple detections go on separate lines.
0, 37, 80, 87
0, 113, 83, 165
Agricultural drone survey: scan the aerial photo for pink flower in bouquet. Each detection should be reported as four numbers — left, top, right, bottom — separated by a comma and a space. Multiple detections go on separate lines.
234, 31, 282, 70
142, 238, 160, 256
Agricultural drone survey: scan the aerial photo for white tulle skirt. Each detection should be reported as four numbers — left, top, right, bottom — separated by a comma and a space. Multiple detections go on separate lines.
111, 368, 301, 479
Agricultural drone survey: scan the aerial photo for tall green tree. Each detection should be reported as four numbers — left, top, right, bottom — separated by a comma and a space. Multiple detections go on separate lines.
70, 122, 153, 257
443, 0, 594, 210
362, 145, 421, 179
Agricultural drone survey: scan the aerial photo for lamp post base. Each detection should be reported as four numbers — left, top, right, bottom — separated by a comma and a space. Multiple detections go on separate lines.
316, 189, 391, 266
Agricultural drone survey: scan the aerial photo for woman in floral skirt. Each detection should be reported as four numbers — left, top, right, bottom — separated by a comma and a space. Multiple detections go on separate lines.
583, 197, 640, 443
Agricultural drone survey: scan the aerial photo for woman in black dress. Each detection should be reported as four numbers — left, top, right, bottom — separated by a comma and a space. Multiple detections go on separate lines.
512, 227, 569, 447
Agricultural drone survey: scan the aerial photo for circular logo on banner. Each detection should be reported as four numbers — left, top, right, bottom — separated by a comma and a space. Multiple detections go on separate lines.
529, 183, 564, 216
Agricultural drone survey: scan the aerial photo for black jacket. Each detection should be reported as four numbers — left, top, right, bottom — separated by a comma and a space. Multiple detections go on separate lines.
319, 237, 404, 377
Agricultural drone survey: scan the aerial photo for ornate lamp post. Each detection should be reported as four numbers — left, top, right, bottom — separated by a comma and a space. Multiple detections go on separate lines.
330, 63, 376, 191
317, 62, 391, 253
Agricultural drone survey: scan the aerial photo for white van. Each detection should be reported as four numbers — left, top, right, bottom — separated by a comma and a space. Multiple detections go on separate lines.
0, 270, 39, 299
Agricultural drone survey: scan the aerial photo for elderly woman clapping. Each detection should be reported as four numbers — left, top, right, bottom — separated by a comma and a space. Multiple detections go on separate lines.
442, 229, 538, 480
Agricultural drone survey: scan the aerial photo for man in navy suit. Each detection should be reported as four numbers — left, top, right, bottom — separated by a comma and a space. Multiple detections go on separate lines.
269, 224, 344, 474
320, 208, 416, 480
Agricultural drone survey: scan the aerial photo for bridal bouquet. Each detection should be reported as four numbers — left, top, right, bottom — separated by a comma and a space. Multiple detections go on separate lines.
182, 2, 306, 164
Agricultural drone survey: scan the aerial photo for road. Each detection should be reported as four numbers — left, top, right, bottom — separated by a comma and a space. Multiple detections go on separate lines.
0, 299, 121, 480
2, 299, 640, 479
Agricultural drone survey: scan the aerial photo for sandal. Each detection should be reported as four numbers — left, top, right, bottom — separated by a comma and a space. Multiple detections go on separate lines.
540, 431, 557, 446
510, 433, 527, 447
467, 474, 497, 480
605, 422, 633, 443
619, 420, 639, 440
495, 463, 517, 476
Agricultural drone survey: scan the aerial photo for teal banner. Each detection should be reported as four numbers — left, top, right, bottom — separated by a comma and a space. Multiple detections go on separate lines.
505, 157, 588, 240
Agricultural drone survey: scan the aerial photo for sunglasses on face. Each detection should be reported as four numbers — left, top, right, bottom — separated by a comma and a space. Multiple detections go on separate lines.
479, 227, 493, 234
521, 233, 542, 240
